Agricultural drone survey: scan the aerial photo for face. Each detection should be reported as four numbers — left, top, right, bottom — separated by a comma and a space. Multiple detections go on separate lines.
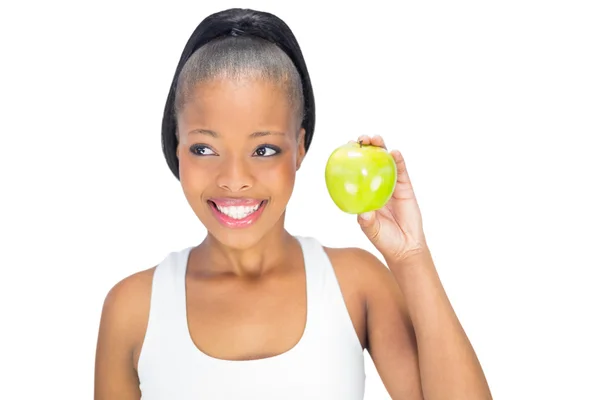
176, 77, 306, 250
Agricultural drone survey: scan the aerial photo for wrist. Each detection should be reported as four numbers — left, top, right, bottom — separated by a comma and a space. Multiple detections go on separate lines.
385, 245, 433, 272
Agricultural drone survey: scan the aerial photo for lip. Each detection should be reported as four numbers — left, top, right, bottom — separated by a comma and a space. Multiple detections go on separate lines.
207, 198, 268, 229
209, 197, 265, 207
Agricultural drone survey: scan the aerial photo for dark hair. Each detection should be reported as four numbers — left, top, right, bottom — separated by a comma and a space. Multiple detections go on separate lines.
174, 35, 304, 133
161, 8, 315, 180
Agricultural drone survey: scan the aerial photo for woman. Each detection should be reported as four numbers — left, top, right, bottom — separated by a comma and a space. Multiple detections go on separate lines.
94, 8, 492, 400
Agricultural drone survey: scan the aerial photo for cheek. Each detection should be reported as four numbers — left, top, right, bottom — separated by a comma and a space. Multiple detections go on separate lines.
178, 150, 211, 193
258, 157, 297, 192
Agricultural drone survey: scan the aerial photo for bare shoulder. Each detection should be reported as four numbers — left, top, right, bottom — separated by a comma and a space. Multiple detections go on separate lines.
322, 245, 405, 349
101, 266, 156, 364
102, 266, 156, 316
94, 266, 156, 399
322, 245, 410, 332
323, 246, 400, 296
324, 246, 421, 399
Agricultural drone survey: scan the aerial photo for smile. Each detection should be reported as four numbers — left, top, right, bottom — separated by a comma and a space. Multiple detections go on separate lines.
208, 198, 267, 228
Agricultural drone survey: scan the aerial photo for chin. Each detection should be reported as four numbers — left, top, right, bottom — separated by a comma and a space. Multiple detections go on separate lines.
207, 229, 268, 251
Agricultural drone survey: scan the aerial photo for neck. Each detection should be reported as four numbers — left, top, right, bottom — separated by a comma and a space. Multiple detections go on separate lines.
194, 228, 297, 278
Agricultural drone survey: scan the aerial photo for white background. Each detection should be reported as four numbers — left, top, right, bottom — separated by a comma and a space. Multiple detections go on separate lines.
1, 1, 599, 399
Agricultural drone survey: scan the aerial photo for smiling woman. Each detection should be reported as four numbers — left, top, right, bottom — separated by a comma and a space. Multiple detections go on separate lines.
94, 7, 492, 400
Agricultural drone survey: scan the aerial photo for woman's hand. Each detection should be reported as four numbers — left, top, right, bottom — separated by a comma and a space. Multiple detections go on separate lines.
354, 135, 428, 263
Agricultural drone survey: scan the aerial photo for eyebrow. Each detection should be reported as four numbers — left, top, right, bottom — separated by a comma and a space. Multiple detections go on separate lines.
188, 129, 286, 138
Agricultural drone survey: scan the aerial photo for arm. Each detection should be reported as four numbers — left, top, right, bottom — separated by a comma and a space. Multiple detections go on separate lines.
387, 249, 491, 400
350, 134, 492, 399
94, 270, 153, 400
357, 247, 491, 400
356, 249, 425, 399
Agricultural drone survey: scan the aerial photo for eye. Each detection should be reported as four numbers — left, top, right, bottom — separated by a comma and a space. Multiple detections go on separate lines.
190, 144, 216, 156
253, 145, 280, 157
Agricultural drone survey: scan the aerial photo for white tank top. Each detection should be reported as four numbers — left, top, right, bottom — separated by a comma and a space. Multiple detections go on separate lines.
137, 236, 366, 399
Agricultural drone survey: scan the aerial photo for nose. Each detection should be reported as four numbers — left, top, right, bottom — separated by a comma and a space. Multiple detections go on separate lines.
216, 157, 253, 192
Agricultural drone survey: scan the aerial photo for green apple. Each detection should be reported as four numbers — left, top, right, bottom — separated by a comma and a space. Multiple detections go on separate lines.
325, 141, 397, 214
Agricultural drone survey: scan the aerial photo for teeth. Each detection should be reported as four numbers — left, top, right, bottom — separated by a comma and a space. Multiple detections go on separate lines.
215, 203, 261, 219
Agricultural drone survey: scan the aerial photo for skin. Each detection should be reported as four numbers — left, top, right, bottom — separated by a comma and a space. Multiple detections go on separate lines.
95, 75, 491, 399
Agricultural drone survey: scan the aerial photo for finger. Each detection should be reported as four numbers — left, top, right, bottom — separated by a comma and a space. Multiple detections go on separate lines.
370, 134, 387, 149
357, 210, 382, 241
390, 149, 412, 185
357, 134, 371, 146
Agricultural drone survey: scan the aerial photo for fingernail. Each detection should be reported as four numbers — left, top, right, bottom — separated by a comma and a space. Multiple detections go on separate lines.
360, 212, 373, 221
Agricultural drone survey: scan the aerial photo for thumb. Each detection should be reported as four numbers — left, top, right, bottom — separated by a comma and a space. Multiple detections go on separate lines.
358, 211, 381, 240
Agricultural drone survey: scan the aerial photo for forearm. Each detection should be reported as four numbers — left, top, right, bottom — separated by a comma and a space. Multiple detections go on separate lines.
387, 249, 492, 400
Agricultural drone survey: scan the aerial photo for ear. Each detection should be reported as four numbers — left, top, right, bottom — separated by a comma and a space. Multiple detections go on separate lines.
296, 128, 306, 170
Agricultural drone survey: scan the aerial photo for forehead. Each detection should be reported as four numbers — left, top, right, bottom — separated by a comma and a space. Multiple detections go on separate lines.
178, 77, 294, 131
